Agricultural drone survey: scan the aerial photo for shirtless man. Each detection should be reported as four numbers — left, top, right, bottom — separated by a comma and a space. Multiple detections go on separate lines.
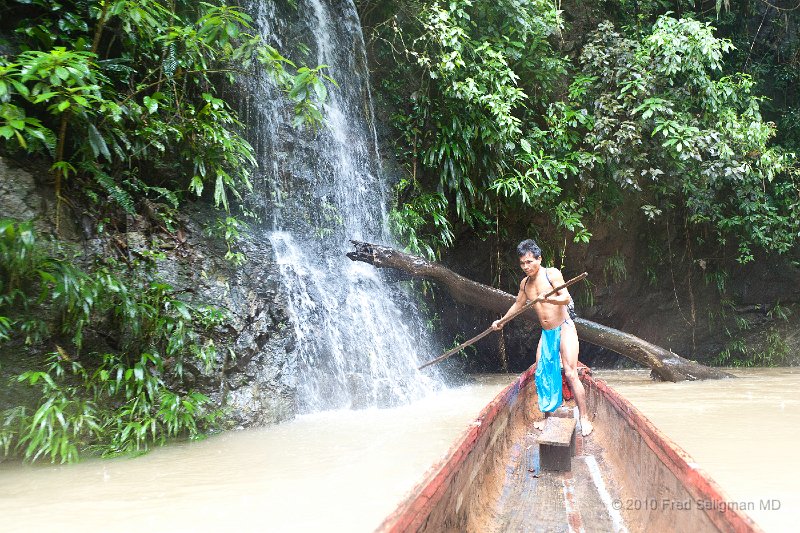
491, 239, 593, 437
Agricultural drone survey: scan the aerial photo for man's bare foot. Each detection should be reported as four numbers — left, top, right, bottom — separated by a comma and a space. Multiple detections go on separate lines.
580, 417, 594, 437
533, 420, 545, 431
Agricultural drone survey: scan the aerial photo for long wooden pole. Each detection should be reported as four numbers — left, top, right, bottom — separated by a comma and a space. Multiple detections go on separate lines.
418, 272, 588, 370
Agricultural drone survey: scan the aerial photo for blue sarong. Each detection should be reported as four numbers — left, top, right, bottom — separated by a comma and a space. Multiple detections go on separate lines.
535, 326, 562, 412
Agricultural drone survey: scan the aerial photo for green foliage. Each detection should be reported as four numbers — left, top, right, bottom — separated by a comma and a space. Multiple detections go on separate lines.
714, 325, 792, 367
0, 0, 333, 259
603, 252, 628, 284
0, 60, 54, 152
372, 5, 799, 268
373, 0, 590, 256
257, 45, 336, 128
575, 16, 800, 262
389, 179, 454, 259
711, 299, 793, 367
573, 277, 595, 309
0, 220, 52, 344
205, 215, 248, 265
375, 2, 800, 371
0, 220, 221, 462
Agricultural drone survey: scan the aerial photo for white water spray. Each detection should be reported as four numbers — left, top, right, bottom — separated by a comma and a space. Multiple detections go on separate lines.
246, 0, 442, 411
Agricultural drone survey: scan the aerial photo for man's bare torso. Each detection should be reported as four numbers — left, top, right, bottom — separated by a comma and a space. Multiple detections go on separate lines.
522, 269, 569, 330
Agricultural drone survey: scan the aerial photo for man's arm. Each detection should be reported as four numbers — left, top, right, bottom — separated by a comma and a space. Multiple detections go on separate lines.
540, 268, 572, 306
491, 279, 527, 330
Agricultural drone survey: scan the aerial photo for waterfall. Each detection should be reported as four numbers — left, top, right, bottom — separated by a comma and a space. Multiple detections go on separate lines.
244, 0, 442, 412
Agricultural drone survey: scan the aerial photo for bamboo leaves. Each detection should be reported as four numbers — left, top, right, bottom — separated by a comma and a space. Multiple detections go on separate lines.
0, 221, 222, 462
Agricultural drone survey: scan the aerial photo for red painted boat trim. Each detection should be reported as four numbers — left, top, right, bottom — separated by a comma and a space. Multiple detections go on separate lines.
376, 366, 535, 532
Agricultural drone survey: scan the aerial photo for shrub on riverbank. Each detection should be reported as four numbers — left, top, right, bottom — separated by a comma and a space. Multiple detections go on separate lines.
0, 220, 222, 462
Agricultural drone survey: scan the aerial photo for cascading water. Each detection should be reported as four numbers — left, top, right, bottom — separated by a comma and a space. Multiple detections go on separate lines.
244, 0, 442, 412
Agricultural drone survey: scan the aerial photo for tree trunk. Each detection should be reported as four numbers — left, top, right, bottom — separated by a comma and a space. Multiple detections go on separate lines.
347, 241, 733, 381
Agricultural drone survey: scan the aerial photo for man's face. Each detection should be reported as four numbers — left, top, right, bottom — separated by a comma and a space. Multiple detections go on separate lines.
519, 252, 541, 277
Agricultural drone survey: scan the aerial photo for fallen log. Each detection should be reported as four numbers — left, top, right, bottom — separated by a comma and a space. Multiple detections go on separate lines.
347, 240, 733, 381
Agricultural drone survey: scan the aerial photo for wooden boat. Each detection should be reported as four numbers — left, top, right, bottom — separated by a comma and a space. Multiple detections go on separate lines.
376, 366, 762, 533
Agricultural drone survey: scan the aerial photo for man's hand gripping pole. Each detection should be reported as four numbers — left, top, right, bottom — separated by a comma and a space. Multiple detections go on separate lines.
417, 272, 588, 370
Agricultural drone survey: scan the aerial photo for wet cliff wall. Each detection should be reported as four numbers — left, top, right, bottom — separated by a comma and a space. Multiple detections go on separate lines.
0, 156, 298, 427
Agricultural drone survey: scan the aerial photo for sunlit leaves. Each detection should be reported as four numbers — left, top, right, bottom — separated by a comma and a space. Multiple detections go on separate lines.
0, 61, 55, 153
647, 16, 733, 77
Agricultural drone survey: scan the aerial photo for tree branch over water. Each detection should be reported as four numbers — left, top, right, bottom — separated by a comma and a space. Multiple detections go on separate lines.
347, 240, 733, 381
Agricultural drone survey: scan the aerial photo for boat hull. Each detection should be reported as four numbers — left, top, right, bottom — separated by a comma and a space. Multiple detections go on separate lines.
377, 367, 761, 532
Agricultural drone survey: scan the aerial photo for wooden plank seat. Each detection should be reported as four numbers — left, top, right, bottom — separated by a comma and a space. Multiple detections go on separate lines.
537, 416, 577, 472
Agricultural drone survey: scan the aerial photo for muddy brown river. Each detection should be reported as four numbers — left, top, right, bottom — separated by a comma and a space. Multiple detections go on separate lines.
0, 369, 796, 532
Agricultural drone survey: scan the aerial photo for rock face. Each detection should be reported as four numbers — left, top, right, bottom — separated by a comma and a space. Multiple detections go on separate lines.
0, 157, 56, 234
0, 158, 41, 221
149, 203, 299, 427
0, 156, 299, 427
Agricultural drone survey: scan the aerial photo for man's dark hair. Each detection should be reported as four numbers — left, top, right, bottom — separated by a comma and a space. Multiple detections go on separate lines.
517, 239, 542, 258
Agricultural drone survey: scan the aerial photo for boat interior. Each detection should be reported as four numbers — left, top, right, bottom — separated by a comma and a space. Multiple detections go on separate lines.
377, 367, 760, 533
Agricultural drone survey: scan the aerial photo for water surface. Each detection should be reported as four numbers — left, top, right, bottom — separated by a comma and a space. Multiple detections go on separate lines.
0, 375, 516, 532
2, 369, 796, 532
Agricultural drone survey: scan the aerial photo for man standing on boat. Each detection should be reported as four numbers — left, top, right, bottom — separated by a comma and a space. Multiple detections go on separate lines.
491, 239, 593, 437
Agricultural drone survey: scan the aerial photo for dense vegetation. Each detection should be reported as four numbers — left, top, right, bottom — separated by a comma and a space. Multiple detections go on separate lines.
0, 0, 329, 462
359, 0, 799, 365
1, 220, 221, 461
0, 0, 329, 235
362, 0, 799, 265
